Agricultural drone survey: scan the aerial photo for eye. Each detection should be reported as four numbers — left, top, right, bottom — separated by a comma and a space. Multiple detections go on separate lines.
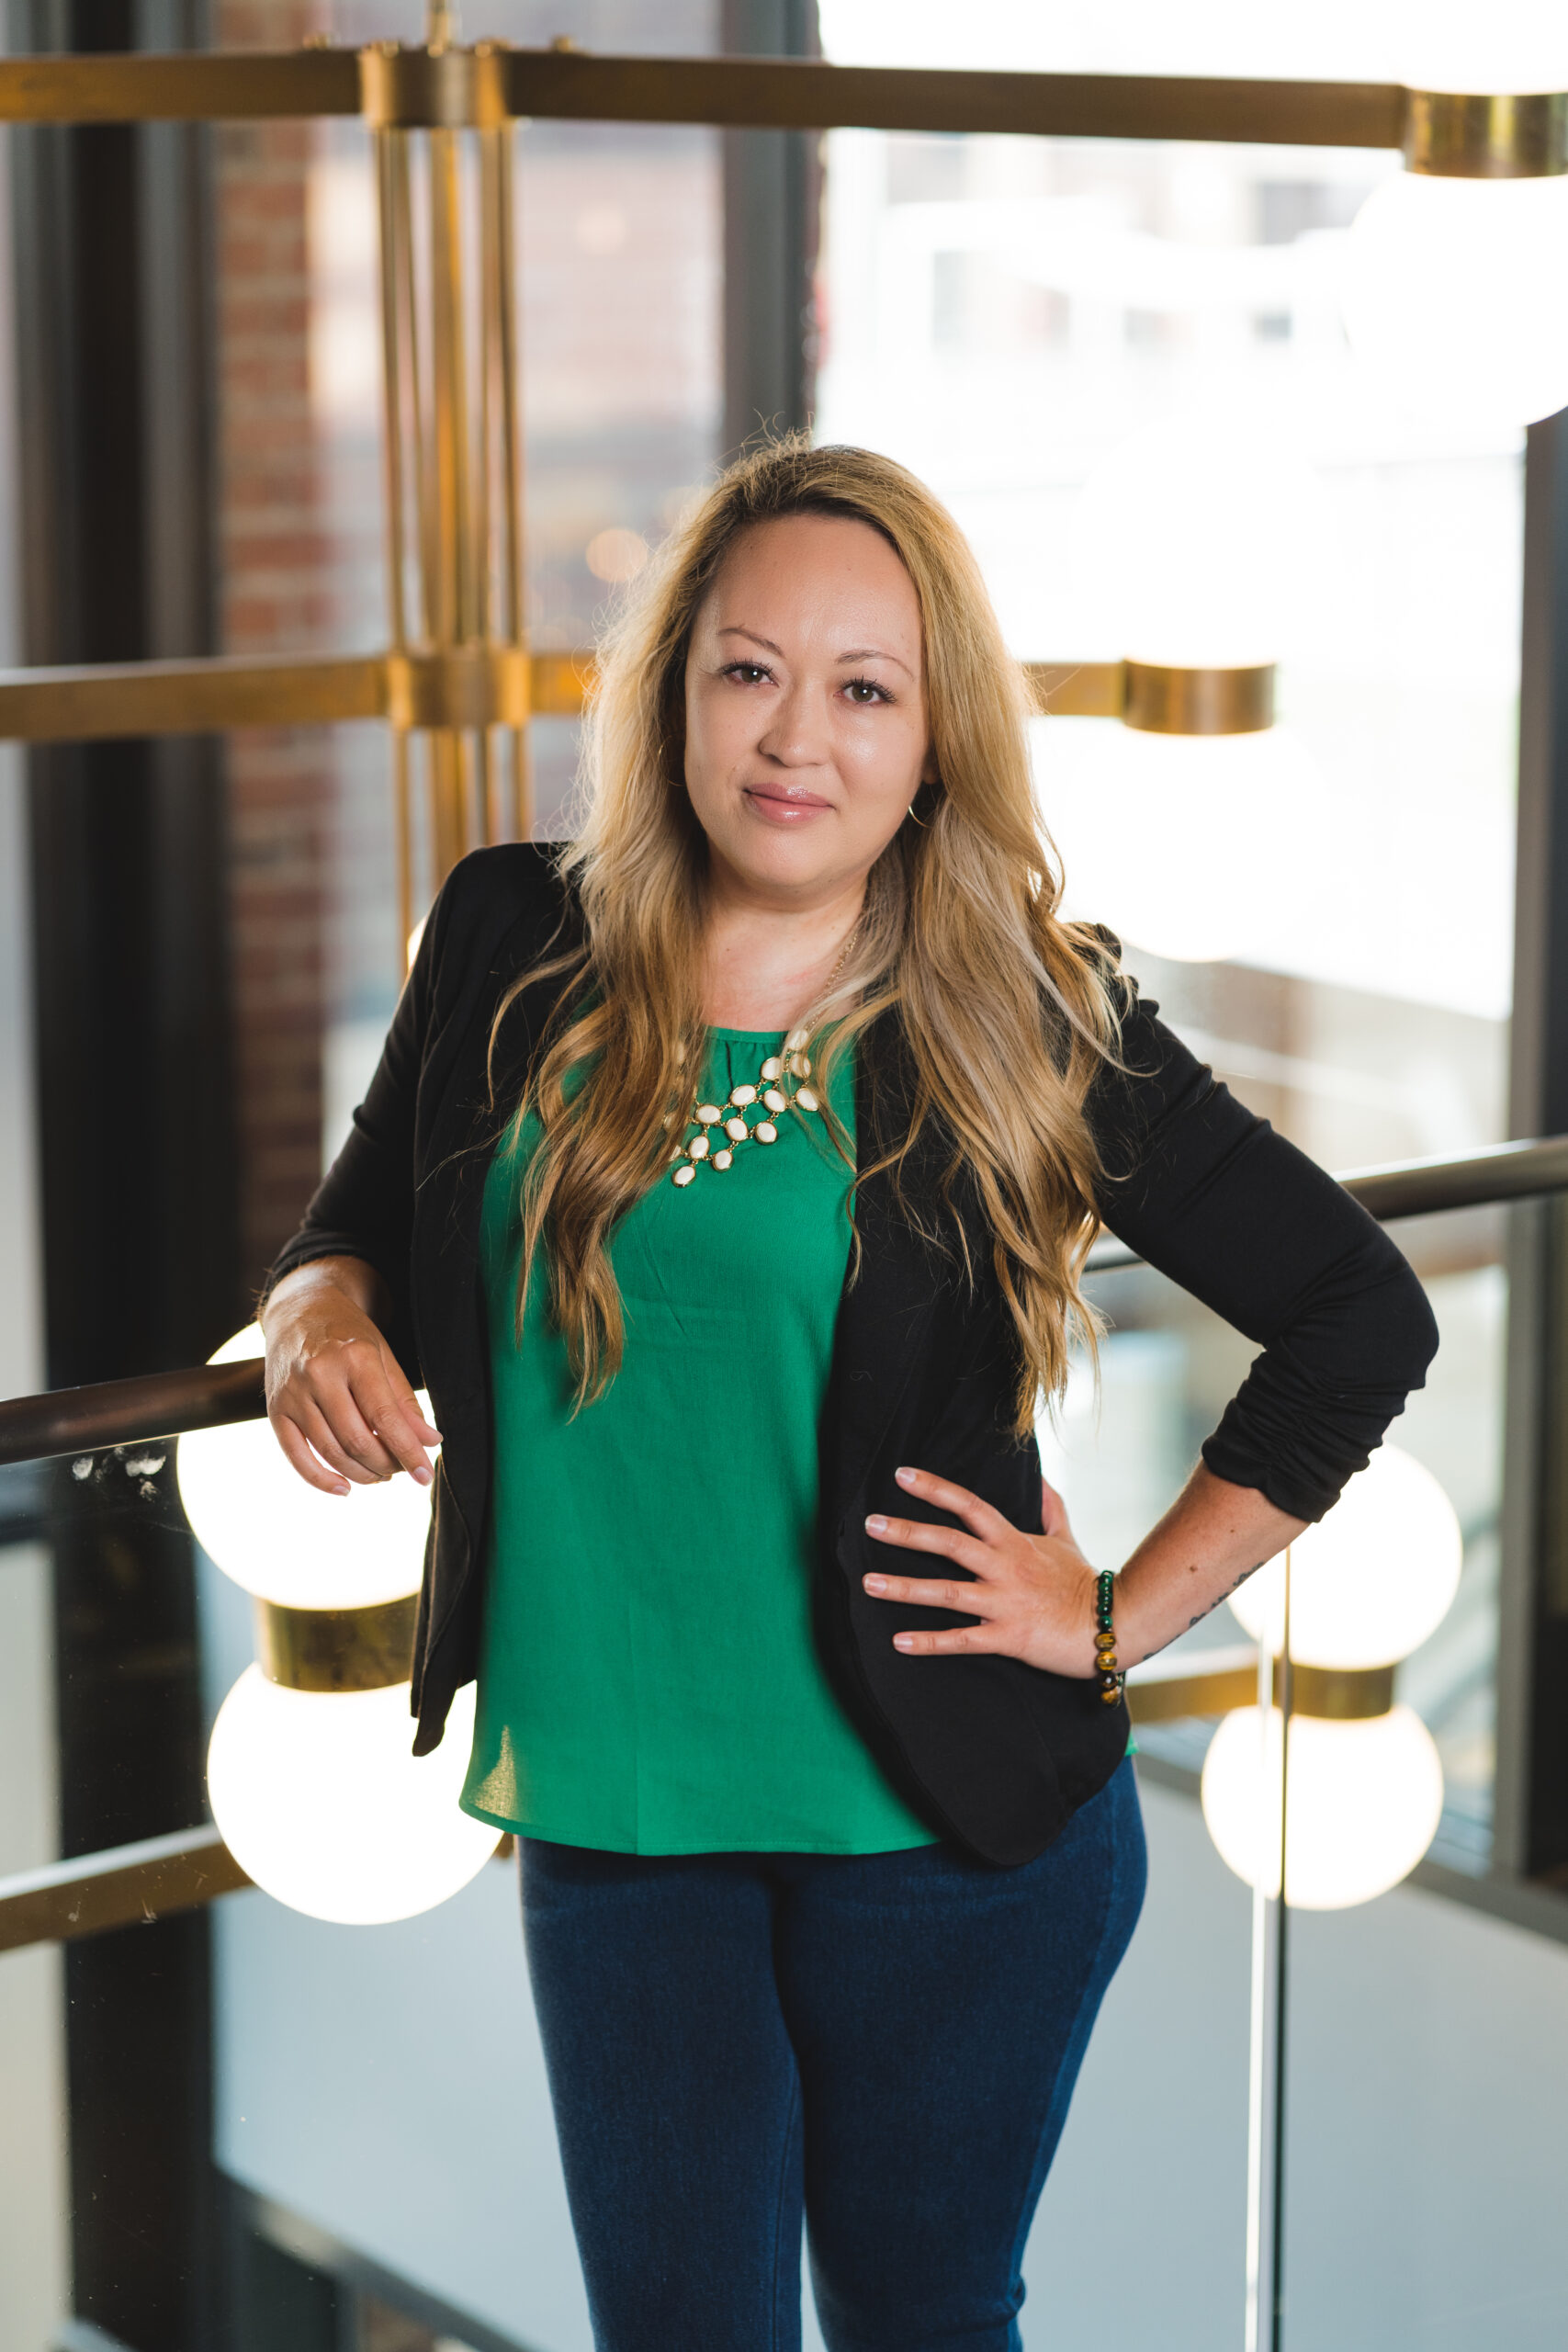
720, 661, 773, 686
843, 676, 892, 706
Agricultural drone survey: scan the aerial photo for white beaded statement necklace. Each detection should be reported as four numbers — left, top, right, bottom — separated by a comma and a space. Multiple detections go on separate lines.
669, 1030, 822, 1187
669, 924, 855, 1190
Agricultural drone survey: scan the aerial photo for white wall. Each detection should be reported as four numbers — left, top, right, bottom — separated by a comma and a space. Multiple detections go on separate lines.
207, 1755, 1568, 2350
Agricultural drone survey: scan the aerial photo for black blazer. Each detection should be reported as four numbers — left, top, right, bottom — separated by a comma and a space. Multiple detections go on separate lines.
268, 843, 1438, 1866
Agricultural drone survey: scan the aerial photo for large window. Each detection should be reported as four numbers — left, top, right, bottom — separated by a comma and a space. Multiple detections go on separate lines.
818, 7, 1521, 1874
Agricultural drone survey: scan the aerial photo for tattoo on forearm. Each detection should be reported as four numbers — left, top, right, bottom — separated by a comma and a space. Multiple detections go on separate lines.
1139, 1559, 1270, 1663
1185, 1559, 1268, 1633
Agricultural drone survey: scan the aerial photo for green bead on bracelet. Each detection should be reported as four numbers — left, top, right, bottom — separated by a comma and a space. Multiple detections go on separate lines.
1095, 1568, 1124, 1707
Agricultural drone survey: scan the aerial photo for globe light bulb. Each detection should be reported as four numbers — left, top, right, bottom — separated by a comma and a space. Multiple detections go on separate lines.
1393, 0, 1568, 93
1201, 1703, 1445, 1910
1044, 720, 1318, 967
1229, 1442, 1462, 1668
208, 1670, 498, 1925
1072, 414, 1314, 671
177, 1325, 433, 1608
1343, 172, 1568, 435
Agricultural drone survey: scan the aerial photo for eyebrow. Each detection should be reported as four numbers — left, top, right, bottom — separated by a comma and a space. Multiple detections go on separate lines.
716, 625, 915, 681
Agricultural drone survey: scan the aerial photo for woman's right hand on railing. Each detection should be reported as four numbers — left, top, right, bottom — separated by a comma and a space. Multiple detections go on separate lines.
259, 1255, 442, 1498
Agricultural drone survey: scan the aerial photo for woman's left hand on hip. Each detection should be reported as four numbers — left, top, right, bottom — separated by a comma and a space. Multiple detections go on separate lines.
863, 1464, 1100, 1678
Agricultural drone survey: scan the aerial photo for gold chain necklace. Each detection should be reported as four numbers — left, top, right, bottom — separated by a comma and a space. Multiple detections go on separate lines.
669, 925, 854, 1190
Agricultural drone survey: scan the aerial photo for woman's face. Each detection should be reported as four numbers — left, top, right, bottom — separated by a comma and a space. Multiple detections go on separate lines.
682, 512, 934, 908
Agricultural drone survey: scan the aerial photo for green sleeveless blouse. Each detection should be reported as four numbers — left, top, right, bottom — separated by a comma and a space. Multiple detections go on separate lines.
459, 1028, 937, 1855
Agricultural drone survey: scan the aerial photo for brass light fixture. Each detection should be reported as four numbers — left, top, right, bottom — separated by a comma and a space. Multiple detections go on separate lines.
1404, 87, 1568, 178
365, 9, 530, 947
1023, 661, 1278, 736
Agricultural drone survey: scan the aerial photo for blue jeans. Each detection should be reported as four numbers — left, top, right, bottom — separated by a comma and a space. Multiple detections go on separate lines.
519, 1757, 1145, 2352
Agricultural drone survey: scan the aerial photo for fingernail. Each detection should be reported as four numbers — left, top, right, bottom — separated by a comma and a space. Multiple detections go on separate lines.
895, 1466, 916, 1487
865, 1513, 888, 1534
863, 1573, 888, 1593
894, 1634, 916, 1651
412, 1465, 432, 1487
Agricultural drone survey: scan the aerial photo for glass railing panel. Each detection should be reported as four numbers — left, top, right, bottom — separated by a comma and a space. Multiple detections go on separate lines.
0, 1489, 72, 2352
1275, 1198, 1566, 2352
1023, 1194, 1513, 2348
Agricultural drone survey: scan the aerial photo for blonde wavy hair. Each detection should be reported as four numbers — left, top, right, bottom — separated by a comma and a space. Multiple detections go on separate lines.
492, 437, 1122, 1433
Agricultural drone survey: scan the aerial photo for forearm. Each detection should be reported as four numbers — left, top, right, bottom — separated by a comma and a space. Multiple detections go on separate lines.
1113, 1463, 1303, 1670
261, 1253, 391, 1336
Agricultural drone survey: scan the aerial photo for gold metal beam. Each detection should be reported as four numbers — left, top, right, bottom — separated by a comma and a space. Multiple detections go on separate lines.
0, 647, 599, 744
1126, 1646, 1399, 1724
0, 48, 359, 123
1128, 1645, 1259, 1724
0, 649, 1248, 742
0, 650, 1284, 743
0, 47, 1410, 150
529, 649, 597, 718
1023, 662, 1125, 718
503, 51, 1407, 151
0, 653, 386, 741
0, 1826, 251, 1954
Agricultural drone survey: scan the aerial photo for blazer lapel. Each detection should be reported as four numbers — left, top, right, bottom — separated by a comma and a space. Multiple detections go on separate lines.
819, 1014, 952, 1521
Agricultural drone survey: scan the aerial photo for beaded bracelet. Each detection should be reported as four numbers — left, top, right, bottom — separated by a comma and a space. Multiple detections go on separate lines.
1094, 1569, 1124, 1706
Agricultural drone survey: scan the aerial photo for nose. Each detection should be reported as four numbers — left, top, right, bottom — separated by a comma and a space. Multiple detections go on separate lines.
757, 677, 830, 771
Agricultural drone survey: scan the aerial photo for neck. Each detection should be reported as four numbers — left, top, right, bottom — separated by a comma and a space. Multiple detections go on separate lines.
699, 871, 866, 1033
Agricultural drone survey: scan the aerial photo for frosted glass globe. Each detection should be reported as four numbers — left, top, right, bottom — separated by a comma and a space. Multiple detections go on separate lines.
1072, 415, 1314, 670
1343, 172, 1568, 434
177, 1325, 433, 1608
1394, 0, 1568, 92
1051, 722, 1318, 967
1230, 1443, 1461, 1668
1201, 1703, 1444, 1910
208, 1669, 498, 1924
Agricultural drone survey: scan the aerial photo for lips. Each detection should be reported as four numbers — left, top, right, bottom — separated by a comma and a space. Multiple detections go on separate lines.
743, 786, 833, 820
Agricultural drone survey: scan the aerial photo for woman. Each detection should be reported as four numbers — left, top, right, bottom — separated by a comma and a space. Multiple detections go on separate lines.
260, 440, 1437, 2351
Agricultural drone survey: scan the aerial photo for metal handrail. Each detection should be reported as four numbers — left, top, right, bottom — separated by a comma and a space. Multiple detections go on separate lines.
0, 1826, 251, 1955
3, 1132, 1557, 1470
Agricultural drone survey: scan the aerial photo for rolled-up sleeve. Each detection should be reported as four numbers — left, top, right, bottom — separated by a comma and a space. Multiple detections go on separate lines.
259, 859, 457, 1374
1085, 971, 1439, 1523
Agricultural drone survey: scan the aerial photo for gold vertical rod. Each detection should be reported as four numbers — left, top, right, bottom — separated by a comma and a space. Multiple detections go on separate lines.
376, 127, 416, 957
428, 122, 471, 876
375, 129, 409, 652
475, 123, 501, 847
392, 139, 434, 644
390, 134, 445, 905
392, 732, 413, 962
494, 120, 531, 842
431, 731, 464, 881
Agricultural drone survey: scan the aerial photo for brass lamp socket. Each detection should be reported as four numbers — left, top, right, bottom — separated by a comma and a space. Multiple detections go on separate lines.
254, 1594, 419, 1693
1285, 1660, 1396, 1722
1404, 88, 1568, 179
361, 40, 513, 129
1128, 1649, 1396, 1726
1122, 660, 1276, 737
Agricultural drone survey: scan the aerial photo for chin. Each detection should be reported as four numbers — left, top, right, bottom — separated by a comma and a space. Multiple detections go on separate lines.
733, 837, 840, 890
